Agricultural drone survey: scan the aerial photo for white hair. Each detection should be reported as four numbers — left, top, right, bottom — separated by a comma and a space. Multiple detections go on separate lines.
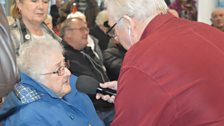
95, 10, 108, 26
17, 40, 64, 82
107, 0, 168, 22
67, 11, 86, 22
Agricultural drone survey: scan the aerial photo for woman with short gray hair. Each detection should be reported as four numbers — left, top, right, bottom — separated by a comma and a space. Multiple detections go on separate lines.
0, 40, 104, 126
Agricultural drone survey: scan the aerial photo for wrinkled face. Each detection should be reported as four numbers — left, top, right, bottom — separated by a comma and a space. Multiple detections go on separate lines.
42, 53, 71, 97
16, 0, 49, 25
211, 9, 224, 28
108, 17, 132, 50
65, 19, 89, 50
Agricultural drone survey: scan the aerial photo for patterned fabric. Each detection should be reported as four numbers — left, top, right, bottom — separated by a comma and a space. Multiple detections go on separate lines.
169, 0, 197, 21
14, 84, 41, 104
0, 73, 104, 126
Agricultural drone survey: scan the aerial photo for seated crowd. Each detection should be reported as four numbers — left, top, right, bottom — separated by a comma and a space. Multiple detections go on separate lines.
1, 0, 224, 126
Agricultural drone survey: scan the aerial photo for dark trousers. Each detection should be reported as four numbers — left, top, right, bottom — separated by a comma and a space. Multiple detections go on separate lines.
97, 108, 115, 126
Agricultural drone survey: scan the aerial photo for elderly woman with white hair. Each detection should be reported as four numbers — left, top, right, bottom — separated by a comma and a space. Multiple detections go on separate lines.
90, 10, 111, 51
0, 40, 104, 126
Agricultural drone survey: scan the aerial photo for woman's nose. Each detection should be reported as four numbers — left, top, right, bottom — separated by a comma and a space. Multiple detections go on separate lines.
64, 67, 71, 76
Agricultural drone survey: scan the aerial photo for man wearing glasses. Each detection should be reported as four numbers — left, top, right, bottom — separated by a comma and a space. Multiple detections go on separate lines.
60, 17, 114, 126
96, 0, 224, 126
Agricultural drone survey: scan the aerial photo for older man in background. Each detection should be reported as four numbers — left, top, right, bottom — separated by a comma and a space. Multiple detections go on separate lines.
211, 7, 224, 31
61, 17, 113, 126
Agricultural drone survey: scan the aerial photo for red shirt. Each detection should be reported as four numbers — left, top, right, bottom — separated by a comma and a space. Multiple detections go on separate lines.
111, 13, 224, 126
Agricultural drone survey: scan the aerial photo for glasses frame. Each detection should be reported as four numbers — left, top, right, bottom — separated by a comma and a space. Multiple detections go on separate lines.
106, 17, 123, 38
67, 27, 89, 33
41, 62, 70, 76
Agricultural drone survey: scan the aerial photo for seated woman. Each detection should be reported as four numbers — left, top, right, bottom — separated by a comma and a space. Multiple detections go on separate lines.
0, 40, 104, 126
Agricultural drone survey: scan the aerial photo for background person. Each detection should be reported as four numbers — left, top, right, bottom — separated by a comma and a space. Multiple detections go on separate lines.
60, 17, 114, 126
210, 7, 224, 31
61, 17, 109, 83
67, 11, 104, 62
90, 10, 111, 51
103, 39, 126, 81
10, 0, 61, 53
169, 0, 197, 20
50, 0, 64, 30
97, 0, 224, 125
0, 40, 104, 126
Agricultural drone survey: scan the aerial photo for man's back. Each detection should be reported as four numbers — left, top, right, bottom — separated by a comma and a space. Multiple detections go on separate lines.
112, 13, 224, 126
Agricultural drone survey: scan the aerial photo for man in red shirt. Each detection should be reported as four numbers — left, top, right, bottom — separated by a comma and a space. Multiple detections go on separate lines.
96, 0, 224, 125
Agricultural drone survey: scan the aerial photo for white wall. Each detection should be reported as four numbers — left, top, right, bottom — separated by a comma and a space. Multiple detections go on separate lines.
197, 0, 218, 25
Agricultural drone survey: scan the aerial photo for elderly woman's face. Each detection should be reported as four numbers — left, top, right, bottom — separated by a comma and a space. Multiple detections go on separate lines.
17, 0, 49, 24
42, 54, 71, 97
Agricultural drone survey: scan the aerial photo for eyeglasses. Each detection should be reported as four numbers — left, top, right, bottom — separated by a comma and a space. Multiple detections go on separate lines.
68, 27, 89, 33
31, 0, 49, 4
106, 17, 123, 38
41, 62, 70, 76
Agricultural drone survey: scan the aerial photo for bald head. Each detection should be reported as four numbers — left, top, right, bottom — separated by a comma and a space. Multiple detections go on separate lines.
211, 8, 224, 31
61, 17, 89, 50
211, 8, 224, 16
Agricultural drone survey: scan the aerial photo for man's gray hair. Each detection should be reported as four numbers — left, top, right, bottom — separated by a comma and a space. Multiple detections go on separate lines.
60, 17, 85, 37
107, 0, 168, 22
17, 40, 64, 83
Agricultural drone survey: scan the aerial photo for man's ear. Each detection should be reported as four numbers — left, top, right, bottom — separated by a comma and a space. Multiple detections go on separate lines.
123, 15, 137, 38
63, 31, 71, 42
123, 15, 135, 30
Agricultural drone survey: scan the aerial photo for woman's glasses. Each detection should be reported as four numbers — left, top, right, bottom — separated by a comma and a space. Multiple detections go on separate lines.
41, 62, 70, 76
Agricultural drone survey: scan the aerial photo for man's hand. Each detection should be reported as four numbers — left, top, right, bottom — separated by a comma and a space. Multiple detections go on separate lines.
96, 81, 118, 103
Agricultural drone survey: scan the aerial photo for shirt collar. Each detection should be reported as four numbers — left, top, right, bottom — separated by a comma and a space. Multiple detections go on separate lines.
19, 72, 61, 99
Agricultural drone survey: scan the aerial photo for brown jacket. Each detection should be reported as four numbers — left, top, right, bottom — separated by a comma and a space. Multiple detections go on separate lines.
0, 6, 19, 97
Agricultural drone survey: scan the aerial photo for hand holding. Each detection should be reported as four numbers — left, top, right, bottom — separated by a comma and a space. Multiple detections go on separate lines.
96, 81, 117, 103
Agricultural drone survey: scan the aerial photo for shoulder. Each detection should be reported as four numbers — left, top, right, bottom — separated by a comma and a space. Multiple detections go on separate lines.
41, 23, 62, 42
64, 48, 82, 59
21, 100, 61, 112
9, 21, 20, 34
4, 100, 64, 126
9, 22, 22, 53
